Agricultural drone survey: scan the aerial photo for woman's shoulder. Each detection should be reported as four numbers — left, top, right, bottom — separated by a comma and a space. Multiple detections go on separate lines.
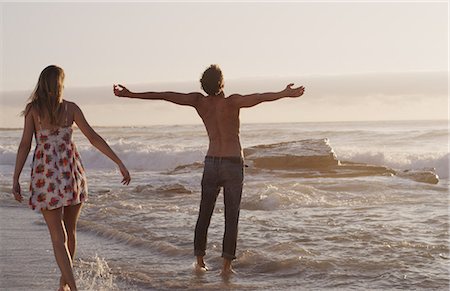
63, 100, 83, 119
63, 99, 80, 110
23, 102, 37, 117
63, 99, 76, 106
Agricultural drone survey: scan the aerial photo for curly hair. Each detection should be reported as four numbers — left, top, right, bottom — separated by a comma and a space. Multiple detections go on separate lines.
200, 64, 224, 96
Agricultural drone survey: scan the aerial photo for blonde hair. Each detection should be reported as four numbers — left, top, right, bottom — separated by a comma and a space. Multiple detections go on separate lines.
23, 65, 65, 125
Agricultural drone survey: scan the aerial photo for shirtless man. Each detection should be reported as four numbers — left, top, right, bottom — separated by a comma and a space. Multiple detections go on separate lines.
114, 64, 305, 274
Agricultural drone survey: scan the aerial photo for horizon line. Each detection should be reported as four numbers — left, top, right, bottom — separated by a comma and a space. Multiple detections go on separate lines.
1, 70, 447, 93
0, 119, 448, 130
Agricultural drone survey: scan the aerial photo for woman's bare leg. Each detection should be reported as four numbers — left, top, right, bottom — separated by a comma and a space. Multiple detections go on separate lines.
59, 203, 83, 289
42, 207, 77, 291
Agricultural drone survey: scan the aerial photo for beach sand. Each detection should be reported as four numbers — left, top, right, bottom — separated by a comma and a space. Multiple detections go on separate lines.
0, 205, 125, 290
0, 205, 59, 290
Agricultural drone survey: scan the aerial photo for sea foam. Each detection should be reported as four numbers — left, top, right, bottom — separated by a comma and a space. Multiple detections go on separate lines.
337, 150, 449, 179
0, 136, 446, 181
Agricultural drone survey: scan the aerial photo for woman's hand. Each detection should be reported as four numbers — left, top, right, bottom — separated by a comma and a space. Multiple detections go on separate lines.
12, 180, 23, 203
119, 164, 131, 185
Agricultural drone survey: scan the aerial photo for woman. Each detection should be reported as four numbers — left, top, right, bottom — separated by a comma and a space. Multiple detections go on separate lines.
12, 65, 131, 291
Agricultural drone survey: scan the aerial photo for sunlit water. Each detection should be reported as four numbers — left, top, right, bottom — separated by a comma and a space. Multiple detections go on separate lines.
0, 120, 448, 290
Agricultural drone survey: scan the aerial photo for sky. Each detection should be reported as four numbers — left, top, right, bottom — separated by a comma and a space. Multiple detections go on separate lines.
0, 1, 448, 127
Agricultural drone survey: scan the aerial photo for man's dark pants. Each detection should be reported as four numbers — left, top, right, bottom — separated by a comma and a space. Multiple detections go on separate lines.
194, 156, 244, 260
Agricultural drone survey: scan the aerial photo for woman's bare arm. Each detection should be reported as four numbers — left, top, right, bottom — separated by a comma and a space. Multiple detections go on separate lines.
12, 108, 35, 202
73, 103, 131, 185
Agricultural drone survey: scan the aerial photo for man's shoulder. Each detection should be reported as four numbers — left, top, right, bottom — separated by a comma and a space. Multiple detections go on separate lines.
225, 94, 242, 102
189, 92, 206, 102
225, 94, 243, 107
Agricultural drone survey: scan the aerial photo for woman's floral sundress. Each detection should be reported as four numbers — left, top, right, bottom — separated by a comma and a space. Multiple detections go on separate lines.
29, 103, 88, 211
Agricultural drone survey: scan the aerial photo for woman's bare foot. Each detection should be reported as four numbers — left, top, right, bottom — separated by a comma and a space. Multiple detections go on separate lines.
59, 276, 70, 291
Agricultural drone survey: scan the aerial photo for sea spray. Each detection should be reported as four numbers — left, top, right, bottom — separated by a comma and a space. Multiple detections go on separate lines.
76, 255, 118, 291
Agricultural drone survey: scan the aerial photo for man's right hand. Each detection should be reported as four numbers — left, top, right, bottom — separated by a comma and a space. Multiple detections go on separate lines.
113, 84, 131, 97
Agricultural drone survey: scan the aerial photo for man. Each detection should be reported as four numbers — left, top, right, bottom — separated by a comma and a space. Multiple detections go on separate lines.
114, 64, 305, 274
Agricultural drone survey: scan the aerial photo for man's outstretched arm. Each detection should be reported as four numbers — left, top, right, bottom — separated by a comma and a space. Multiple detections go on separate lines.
230, 83, 305, 108
113, 84, 202, 107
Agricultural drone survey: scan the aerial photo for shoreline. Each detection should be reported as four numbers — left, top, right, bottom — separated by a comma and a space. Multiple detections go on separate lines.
0, 205, 59, 290
0, 205, 132, 290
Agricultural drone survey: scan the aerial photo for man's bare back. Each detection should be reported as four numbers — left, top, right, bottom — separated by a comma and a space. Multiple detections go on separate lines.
196, 93, 242, 157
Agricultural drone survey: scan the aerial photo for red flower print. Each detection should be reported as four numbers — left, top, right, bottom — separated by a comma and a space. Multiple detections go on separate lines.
44, 143, 51, 150
66, 149, 73, 158
63, 133, 71, 143
46, 169, 54, 178
64, 185, 73, 193
35, 179, 45, 188
39, 134, 48, 143
59, 192, 65, 198
45, 154, 53, 164
62, 171, 71, 180
59, 158, 69, 167
51, 129, 59, 136
49, 197, 59, 207
36, 150, 44, 159
59, 143, 66, 152
35, 164, 45, 174
47, 183, 56, 193
37, 193, 46, 202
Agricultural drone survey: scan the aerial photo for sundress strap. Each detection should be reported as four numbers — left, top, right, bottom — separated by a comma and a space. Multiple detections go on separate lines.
64, 101, 68, 127
36, 112, 42, 130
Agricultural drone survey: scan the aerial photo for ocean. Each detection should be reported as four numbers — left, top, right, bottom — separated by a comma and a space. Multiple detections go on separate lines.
0, 120, 448, 290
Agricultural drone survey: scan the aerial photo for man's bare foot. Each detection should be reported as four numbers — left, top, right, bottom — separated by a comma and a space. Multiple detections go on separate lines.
220, 258, 237, 277
195, 262, 209, 272
220, 266, 236, 277
195, 255, 208, 272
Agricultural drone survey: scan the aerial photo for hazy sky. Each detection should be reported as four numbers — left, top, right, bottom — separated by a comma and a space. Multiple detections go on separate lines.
0, 1, 448, 127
